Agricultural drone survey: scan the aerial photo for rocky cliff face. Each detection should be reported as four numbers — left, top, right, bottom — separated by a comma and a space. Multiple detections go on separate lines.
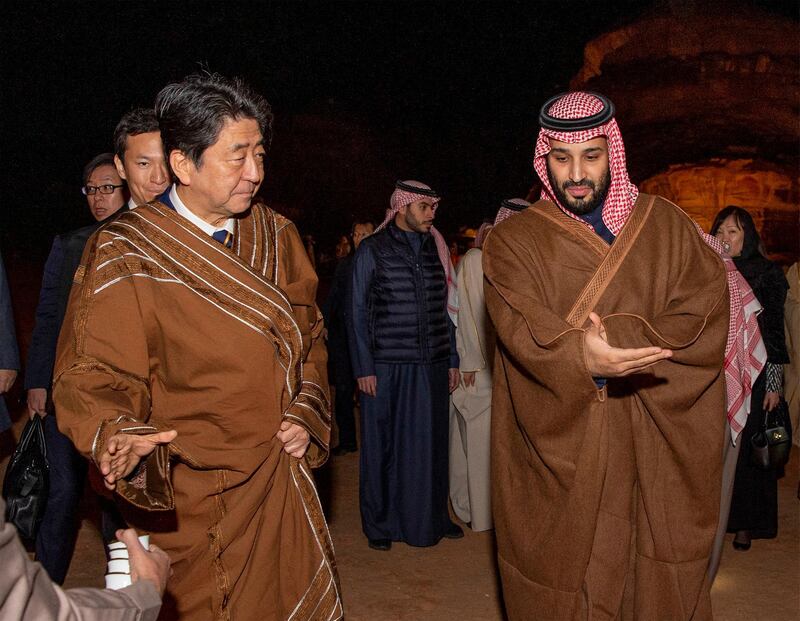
566, 2, 799, 262
641, 159, 798, 262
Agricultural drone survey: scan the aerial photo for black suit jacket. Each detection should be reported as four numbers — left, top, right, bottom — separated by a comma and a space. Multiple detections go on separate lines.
0, 252, 20, 431
24, 222, 103, 394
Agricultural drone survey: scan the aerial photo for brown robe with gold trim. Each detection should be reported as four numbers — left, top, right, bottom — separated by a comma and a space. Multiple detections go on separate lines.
53, 201, 342, 621
483, 194, 728, 620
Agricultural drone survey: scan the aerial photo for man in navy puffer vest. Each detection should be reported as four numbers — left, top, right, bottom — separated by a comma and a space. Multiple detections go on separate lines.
348, 180, 463, 551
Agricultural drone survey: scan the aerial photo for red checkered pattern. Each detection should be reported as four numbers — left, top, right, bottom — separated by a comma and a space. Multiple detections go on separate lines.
533, 91, 638, 235
698, 228, 767, 443
473, 222, 493, 249
375, 181, 458, 324
493, 199, 531, 225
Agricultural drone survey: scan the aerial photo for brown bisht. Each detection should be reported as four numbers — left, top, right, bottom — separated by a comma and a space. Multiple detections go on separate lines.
483, 194, 728, 620
53, 201, 342, 620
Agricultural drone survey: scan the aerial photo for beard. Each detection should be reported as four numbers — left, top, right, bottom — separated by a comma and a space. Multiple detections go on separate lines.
404, 209, 433, 233
547, 165, 610, 216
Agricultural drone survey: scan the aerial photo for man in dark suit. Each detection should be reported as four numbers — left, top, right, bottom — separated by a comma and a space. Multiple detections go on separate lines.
322, 220, 373, 455
24, 152, 127, 584
0, 252, 19, 435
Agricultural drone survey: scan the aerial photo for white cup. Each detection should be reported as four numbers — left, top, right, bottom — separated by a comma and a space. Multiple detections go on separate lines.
107, 534, 150, 554
105, 573, 133, 590
107, 559, 130, 574
108, 549, 129, 560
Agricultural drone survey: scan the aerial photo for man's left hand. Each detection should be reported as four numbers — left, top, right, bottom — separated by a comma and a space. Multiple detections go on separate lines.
0, 369, 17, 394
448, 368, 460, 393
276, 421, 310, 458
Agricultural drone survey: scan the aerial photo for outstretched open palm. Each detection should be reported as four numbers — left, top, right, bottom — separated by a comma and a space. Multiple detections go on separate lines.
583, 312, 673, 377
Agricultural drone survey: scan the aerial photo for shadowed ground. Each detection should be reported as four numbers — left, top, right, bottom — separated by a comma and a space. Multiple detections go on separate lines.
10, 444, 791, 620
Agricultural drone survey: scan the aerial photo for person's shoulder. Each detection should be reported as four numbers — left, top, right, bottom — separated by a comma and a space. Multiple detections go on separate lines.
57, 221, 101, 245
103, 204, 159, 230
250, 200, 296, 234
642, 193, 697, 229
486, 202, 542, 246
640, 193, 713, 243
462, 247, 483, 262
359, 229, 386, 249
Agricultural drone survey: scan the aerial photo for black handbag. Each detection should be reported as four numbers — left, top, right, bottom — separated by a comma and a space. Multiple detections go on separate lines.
750, 399, 792, 470
2, 416, 50, 539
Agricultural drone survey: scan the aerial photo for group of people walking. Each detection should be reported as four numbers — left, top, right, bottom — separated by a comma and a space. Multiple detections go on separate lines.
0, 78, 794, 621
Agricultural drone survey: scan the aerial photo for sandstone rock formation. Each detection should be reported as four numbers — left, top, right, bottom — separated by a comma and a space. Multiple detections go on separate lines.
566, 1, 799, 262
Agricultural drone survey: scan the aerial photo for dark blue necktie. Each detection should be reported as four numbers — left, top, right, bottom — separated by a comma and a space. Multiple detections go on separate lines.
212, 229, 233, 249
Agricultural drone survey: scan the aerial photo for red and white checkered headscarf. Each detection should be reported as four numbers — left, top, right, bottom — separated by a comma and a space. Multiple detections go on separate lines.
698, 226, 766, 444
374, 180, 458, 325
534, 91, 638, 235
494, 198, 531, 225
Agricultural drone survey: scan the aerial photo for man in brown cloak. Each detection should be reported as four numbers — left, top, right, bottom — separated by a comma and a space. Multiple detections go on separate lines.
53, 74, 342, 620
483, 91, 728, 620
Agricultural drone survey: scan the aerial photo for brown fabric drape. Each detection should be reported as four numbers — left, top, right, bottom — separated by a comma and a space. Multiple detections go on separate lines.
54, 203, 342, 620
484, 194, 728, 620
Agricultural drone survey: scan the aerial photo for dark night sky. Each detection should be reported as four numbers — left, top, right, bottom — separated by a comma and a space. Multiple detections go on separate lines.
1, 0, 794, 260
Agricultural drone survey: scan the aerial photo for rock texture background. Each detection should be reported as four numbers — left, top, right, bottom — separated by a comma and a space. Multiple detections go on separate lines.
567, 1, 799, 263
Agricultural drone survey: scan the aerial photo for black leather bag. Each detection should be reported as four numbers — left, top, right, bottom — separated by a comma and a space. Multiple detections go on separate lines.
2, 416, 50, 539
750, 399, 792, 470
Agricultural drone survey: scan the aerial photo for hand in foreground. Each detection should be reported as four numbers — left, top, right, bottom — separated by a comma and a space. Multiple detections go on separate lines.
357, 375, 377, 397
584, 312, 672, 377
99, 430, 177, 490
448, 368, 460, 393
0, 369, 17, 394
117, 528, 171, 597
27, 387, 48, 419
763, 391, 780, 412
461, 371, 476, 388
276, 421, 311, 458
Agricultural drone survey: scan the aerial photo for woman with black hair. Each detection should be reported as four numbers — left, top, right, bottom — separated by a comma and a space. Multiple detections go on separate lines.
712, 205, 790, 550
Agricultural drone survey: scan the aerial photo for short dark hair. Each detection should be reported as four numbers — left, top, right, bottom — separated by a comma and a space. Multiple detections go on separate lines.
113, 108, 160, 159
710, 205, 767, 259
351, 220, 375, 236
82, 153, 117, 187
154, 73, 273, 171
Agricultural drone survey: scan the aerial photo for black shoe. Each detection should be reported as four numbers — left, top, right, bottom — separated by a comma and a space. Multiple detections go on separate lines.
443, 522, 464, 539
732, 530, 751, 551
368, 538, 391, 551
332, 445, 356, 456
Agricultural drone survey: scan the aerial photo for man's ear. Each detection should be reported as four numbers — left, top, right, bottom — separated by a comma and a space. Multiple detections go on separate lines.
113, 154, 128, 181
394, 205, 407, 228
170, 150, 193, 186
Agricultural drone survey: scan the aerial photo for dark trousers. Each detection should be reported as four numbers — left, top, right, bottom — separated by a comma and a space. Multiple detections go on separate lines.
36, 414, 86, 584
36, 414, 126, 584
334, 375, 357, 450
727, 374, 779, 539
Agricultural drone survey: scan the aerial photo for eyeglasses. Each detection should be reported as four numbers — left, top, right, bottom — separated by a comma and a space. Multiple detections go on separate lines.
82, 184, 124, 196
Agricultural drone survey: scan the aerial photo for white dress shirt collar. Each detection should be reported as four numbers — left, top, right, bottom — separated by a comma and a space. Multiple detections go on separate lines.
169, 185, 234, 236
